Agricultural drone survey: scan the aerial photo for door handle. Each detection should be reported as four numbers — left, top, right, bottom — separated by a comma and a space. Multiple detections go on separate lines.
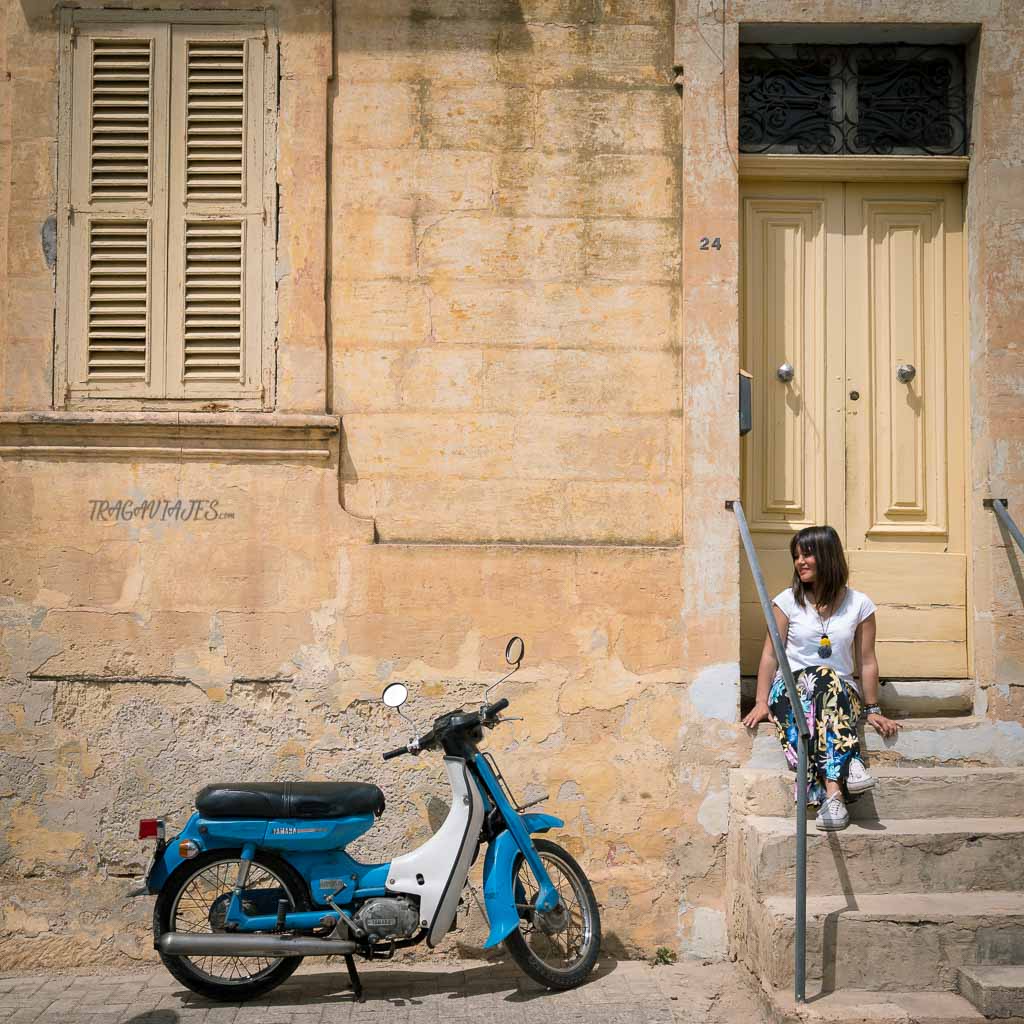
776, 362, 795, 383
896, 363, 916, 384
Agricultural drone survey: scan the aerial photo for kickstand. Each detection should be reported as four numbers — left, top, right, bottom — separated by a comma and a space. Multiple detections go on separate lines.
344, 954, 364, 1003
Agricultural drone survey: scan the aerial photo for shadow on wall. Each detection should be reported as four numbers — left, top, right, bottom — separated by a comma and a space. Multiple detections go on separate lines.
996, 518, 1024, 607
19, 0, 536, 49
334, 1, 535, 53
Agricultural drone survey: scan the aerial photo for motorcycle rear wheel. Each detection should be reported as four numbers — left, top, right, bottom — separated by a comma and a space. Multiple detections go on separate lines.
503, 838, 602, 989
154, 849, 309, 1002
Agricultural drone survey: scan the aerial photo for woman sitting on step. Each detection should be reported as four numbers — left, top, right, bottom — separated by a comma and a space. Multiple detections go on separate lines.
741, 525, 901, 831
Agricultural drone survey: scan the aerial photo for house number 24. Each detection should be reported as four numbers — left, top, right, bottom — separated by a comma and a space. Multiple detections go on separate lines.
699, 237, 722, 251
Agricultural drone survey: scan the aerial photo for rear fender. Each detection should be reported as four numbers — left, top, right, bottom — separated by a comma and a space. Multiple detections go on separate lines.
481, 813, 562, 949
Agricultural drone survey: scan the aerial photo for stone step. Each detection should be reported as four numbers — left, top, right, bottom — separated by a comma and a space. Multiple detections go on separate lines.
878, 679, 976, 717
958, 965, 1024, 1019
763, 987, 991, 1024
747, 717, 1024, 769
730, 767, 1024, 820
740, 816, 1024, 897
750, 891, 1024, 992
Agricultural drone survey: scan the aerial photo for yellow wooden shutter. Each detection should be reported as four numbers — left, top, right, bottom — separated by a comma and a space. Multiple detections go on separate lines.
64, 24, 169, 397
165, 26, 267, 398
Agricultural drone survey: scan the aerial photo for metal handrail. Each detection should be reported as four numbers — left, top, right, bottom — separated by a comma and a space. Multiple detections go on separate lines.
986, 498, 1024, 555
727, 499, 809, 1003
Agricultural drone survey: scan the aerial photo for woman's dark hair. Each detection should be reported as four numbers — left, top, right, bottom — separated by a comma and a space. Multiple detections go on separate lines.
790, 525, 848, 611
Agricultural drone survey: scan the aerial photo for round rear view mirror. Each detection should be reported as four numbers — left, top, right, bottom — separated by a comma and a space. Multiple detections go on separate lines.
382, 682, 409, 709
504, 636, 525, 666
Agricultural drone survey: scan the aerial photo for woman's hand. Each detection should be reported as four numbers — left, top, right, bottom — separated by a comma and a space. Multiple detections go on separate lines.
866, 712, 900, 739
742, 701, 772, 729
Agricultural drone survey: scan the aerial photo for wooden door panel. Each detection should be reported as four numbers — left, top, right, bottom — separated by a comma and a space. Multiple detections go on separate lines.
740, 184, 844, 533
845, 183, 967, 677
742, 636, 968, 679
739, 182, 843, 674
847, 195, 950, 538
876, 641, 969, 678
847, 552, 966, 606
844, 182, 966, 554
740, 548, 795, 605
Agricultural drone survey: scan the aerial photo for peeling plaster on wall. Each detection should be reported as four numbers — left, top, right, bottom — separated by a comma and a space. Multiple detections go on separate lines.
975, 685, 990, 716
1, 600, 63, 687
40, 217, 56, 270
688, 663, 740, 722
679, 905, 729, 960
558, 780, 584, 801
697, 787, 730, 836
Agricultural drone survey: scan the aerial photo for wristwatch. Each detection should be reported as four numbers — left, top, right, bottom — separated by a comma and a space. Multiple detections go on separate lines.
862, 704, 882, 719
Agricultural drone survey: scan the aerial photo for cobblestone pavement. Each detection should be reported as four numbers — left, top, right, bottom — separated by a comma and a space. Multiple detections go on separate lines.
0, 958, 766, 1024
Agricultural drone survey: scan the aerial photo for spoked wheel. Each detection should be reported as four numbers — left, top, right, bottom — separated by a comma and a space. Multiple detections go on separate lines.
155, 850, 309, 1002
503, 838, 601, 989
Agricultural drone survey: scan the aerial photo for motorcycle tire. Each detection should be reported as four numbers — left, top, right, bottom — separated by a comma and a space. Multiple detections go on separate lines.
154, 848, 310, 1003
503, 838, 602, 990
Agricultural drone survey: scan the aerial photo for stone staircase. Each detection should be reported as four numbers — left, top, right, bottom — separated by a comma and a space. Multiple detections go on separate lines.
728, 719, 1024, 1022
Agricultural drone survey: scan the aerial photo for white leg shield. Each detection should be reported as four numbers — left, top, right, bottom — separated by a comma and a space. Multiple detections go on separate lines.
385, 757, 485, 947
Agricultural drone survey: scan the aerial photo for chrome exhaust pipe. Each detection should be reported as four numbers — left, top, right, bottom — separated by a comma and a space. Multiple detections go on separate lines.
159, 932, 357, 958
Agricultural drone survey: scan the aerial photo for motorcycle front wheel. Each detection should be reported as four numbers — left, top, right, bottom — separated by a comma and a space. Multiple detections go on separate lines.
154, 849, 309, 1002
503, 838, 602, 989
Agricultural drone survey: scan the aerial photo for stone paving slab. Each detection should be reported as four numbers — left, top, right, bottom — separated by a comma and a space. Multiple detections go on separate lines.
0, 958, 765, 1024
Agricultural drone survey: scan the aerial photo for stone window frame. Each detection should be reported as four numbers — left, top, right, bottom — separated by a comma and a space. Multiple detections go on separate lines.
53, 8, 279, 412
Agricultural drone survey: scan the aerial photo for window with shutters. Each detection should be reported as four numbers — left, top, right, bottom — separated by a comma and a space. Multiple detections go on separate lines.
56, 12, 276, 406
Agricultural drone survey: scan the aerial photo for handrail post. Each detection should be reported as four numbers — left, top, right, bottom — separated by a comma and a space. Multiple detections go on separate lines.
727, 499, 808, 1003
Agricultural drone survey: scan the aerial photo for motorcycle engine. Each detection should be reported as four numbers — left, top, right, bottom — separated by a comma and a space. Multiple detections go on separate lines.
352, 897, 420, 942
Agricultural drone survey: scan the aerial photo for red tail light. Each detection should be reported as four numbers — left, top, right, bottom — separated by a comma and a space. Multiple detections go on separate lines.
139, 818, 164, 840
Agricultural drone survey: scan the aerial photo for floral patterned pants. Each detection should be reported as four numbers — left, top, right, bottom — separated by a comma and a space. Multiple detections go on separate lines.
768, 665, 863, 805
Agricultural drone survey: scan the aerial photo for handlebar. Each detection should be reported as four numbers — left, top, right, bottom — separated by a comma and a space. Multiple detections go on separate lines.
483, 697, 509, 718
381, 697, 512, 761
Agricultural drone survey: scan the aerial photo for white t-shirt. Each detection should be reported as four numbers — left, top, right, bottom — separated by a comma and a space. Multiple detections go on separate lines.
772, 587, 877, 694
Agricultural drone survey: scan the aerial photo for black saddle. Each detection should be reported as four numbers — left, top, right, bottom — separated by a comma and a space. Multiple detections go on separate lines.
195, 781, 385, 821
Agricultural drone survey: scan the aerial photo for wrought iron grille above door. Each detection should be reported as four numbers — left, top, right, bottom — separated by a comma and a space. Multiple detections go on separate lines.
739, 43, 967, 155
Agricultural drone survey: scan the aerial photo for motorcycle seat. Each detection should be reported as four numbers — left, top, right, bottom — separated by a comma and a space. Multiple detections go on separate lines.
195, 781, 385, 821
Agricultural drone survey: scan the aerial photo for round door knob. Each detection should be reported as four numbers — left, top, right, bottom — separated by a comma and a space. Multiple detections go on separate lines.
896, 363, 916, 384
776, 362, 795, 383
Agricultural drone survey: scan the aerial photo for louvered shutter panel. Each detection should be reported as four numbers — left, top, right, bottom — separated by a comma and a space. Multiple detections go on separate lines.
165, 27, 267, 398
186, 41, 245, 202
90, 39, 152, 201
64, 25, 169, 396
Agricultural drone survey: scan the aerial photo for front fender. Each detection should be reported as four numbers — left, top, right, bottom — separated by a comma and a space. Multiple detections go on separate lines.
481, 813, 562, 948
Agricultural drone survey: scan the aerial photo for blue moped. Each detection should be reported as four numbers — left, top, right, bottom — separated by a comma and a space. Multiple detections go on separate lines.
132, 637, 601, 1001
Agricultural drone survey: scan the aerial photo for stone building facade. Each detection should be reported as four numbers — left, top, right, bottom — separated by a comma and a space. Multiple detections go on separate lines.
0, 0, 1022, 972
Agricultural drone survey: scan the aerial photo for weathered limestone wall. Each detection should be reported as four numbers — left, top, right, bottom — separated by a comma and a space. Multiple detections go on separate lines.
332, 0, 685, 545
0, 0, 751, 970
1, 0, 1022, 976
965, 7, 1024, 721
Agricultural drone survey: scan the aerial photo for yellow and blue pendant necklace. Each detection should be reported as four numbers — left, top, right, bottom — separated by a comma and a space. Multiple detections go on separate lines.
815, 599, 834, 659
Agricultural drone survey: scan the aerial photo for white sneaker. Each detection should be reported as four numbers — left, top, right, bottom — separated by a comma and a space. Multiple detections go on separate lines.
815, 795, 850, 831
846, 758, 876, 794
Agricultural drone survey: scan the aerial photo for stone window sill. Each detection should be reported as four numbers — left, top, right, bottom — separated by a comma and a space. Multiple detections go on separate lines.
0, 411, 339, 460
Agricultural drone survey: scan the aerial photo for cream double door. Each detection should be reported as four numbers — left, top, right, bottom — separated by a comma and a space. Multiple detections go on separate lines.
739, 180, 967, 678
